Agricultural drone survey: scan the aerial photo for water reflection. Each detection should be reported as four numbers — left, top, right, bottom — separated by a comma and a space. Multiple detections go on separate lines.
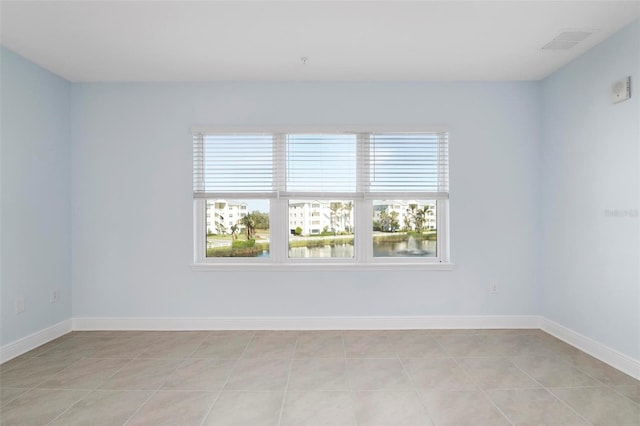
374, 238, 436, 257
289, 244, 354, 259
285, 238, 436, 258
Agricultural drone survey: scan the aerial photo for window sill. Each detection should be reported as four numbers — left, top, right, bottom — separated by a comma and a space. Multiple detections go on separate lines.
190, 262, 454, 272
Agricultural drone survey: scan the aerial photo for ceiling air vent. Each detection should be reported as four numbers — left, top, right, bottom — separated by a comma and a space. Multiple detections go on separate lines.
542, 31, 594, 50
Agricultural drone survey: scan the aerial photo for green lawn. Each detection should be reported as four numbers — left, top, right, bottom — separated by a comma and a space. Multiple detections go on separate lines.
207, 229, 269, 243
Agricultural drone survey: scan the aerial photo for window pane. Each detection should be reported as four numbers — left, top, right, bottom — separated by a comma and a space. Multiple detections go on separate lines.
370, 133, 448, 193
288, 200, 354, 258
197, 135, 273, 194
286, 134, 357, 192
206, 199, 270, 258
373, 200, 437, 257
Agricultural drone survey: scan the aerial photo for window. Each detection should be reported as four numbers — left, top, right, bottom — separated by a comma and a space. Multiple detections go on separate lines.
193, 130, 449, 267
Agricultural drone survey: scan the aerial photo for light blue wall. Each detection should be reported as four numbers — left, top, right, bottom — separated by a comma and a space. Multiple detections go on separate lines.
1, 47, 72, 345
4, 19, 637, 363
70, 82, 541, 318
541, 20, 640, 358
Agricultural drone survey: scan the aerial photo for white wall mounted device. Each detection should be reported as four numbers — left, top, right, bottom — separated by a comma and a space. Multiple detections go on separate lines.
611, 76, 631, 104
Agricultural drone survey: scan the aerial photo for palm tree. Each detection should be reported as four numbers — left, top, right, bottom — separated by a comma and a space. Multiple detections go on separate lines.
406, 204, 418, 231
415, 205, 433, 233
329, 202, 343, 233
230, 224, 239, 240
403, 215, 412, 232
239, 214, 256, 240
389, 211, 400, 232
343, 201, 353, 233
379, 210, 391, 232
415, 209, 425, 233
215, 222, 227, 235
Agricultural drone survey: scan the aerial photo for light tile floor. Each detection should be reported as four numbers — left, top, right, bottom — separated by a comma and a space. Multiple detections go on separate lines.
1, 329, 638, 425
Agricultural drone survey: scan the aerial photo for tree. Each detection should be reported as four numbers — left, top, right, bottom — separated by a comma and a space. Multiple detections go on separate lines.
215, 222, 227, 235
415, 209, 425, 232
329, 202, 343, 233
403, 215, 412, 232
389, 211, 400, 232
406, 204, 419, 231
250, 210, 269, 230
378, 211, 390, 232
422, 204, 435, 230
415, 205, 434, 232
378, 210, 399, 232
343, 201, 353, 232
230, 224, 239, 240
239, 214, 256, 240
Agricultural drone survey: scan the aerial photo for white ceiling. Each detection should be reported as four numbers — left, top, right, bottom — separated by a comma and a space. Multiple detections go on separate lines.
1, 1, 639, 82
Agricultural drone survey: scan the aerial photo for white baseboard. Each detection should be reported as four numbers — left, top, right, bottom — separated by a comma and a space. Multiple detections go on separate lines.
72, 315, 541, 331
540, 318, 640, 380
0, 319, 72, 364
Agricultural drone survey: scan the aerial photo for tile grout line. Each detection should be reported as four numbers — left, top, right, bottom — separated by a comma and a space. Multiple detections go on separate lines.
22, 334, 73, 360
560, 352, 640, 410
397, 356, 436, 426
545, 387, 597, 426
1, 334, 129, 417
0, 387, 31, 409
121, 388, 161, 424
9, 388, 87, 425
121, 332, 209, 426
450, 356, 515, 426
28, 356, 87, 390
198, 330, 256, 426
45, 355, 138, 425
508, 357, 595, 425
276, 336, 298, 426
605, 383, 640, 406
133, 331, 209, 360
568, 360, 640, 407
0, 374, 38, 408
341, 334, 360, 426
59, 332, 170, 425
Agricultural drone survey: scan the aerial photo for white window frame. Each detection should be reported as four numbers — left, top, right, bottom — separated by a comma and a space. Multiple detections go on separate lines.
192, 126, 452, 271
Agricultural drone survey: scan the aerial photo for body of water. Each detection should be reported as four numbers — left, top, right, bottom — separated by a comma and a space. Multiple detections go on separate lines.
287, 238, 436, 258
220, 236, 437, 258
373, 239, 436, 257
289, 244, 354, 258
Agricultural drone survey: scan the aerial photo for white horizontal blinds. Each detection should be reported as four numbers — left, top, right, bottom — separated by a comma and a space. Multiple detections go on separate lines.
284, 134, 358, 198
193, 134, 275, 199
193, 132, 449, 199
368, 133, 449, 199
193, 133, 205, 194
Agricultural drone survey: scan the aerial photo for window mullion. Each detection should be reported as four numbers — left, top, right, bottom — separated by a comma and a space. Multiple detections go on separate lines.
194, 199, 206, 263
437, 199, 450, 263
357, 133, 372, 263
272, 133, 287, 263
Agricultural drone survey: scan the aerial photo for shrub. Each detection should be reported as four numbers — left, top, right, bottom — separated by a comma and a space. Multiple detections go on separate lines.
295, 227, 302, 236
207, 241, 268, 257
232, 239, 256, 249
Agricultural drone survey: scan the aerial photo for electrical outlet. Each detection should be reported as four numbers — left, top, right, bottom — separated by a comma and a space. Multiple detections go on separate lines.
489, 284, 498, 294
15, 297, 25, 314
50, 289, 59, 303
